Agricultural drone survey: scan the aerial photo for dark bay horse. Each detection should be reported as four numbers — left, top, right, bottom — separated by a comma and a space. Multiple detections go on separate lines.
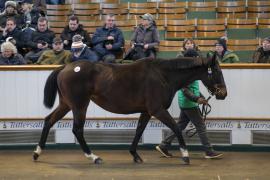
33, 55, 227, 165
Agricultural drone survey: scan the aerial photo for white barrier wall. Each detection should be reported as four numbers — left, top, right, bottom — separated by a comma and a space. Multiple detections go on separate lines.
0, 69, 269, 118
0, 68, 270, 146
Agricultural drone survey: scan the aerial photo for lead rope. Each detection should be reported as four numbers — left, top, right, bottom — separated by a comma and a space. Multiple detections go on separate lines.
185, 96, 212, 138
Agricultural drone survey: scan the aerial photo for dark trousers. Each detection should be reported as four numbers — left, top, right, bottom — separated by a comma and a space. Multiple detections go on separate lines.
160, 107, 213, 152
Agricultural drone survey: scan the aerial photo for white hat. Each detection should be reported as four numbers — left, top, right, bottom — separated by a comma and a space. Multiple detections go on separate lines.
71, 35, 84, 49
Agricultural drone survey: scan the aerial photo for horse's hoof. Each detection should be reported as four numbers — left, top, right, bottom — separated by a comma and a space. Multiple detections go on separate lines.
134, 157, 143, 163
33, 152, 39, 161
94, 158, 103, 164
182, 157, 190, 165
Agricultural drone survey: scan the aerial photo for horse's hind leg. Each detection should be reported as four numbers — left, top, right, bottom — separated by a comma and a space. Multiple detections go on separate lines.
130, 112, 151, 163
154, 109, 190, 165
72, 107, 102, 164
33, 102, 70, 161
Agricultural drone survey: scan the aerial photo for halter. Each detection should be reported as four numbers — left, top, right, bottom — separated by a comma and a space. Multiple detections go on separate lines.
206, 66, 222, 96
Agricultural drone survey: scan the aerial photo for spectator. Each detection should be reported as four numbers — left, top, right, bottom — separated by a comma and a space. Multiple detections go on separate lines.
0, 0, 8, 12
0, 18, 24, 55
125, 13, 159, 60
0, 1, 24, 31
25, 17, 55, 63
36, 37, 72, 65
33, 0, 46, 16
207, 38, 239, 63
46, 0, 65, 5
20, 0, 42, 28
176, 38, 202, 58
92, 14, 124, 63
71, 34, 98, 62
253, 37, 270, 63
60, 15, 92, 50
0, 41, 26, 65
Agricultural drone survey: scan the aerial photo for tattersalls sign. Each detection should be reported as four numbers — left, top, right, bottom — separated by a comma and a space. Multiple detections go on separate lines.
0, 120, 270, 130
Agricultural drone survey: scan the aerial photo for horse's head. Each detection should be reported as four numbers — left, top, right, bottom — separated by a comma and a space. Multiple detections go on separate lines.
201, 53, 227, 100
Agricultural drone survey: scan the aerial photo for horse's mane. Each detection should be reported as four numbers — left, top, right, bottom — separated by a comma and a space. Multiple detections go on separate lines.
152, 57, 208, 70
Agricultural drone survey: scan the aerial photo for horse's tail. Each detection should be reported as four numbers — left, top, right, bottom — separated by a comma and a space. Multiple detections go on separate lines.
43, 65, 65, 109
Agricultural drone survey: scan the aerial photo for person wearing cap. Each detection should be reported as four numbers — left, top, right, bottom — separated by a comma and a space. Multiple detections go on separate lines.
253, 37, 270, 63
0, 0, 8, 12
0, 41, 26, 65
207, 38, 239, 63
71, 34, 98, 62
0, 18, 24, 55
0, 1, 24, 31
20, 0, 42, 28
36, 37, 71, 65
60, 15, 92, 50
92, 14, 124, 63
25, 17, 55, 63
127, 13, 159, 60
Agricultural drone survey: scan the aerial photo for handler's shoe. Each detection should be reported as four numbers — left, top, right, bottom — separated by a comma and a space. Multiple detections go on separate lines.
205, 151, 223, 159
156, 145, 173, 158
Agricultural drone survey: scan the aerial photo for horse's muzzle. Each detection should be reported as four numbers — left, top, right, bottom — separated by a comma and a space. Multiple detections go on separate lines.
215, 87, 227, 100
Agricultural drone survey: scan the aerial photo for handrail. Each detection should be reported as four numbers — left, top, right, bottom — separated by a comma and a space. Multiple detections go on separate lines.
1, 64, 270, 71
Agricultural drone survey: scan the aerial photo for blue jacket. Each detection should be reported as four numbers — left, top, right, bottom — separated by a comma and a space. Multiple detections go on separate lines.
71, 45, 98, 62
92, 25, 124, 57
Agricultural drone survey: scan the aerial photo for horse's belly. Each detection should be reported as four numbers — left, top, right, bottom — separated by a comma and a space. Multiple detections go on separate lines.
90, 96, 145, 114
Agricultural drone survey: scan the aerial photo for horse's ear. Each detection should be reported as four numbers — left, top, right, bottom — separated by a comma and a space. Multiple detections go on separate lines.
206, 52, 217, 66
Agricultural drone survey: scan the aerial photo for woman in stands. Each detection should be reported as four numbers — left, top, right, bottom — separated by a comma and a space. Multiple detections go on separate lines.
207, 38, 239, 63
125, 13, 159, 60
253, 37, 270, 63
0, 41, 26, 65
176, 38, 202, 58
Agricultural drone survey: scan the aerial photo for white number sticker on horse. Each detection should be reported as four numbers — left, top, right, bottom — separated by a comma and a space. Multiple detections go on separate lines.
74, 66, 81, 72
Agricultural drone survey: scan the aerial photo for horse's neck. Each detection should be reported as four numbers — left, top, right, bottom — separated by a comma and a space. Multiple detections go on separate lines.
165, 66, 204, 91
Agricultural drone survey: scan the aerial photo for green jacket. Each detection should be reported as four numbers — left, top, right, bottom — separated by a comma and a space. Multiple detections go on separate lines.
36, 50, 72, 65
208, 50, 239, 63
178, 81, 201, 109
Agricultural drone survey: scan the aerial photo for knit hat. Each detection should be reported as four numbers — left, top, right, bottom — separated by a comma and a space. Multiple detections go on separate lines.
215, 38, 227, 51
5, 1, 17, 9
140, 13, 154, 22
71, 35, 84, 49
263, 37, 270, 43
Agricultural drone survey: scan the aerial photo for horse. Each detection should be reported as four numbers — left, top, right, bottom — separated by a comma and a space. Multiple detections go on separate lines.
33, 55, 227, 165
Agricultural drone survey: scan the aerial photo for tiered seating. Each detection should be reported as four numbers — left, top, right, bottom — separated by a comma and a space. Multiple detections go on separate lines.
227, 19, 257, 39
129, 2, 157, 19
101, 3, 129, 20
165, 19, 196, 40
258, 19, 270, 38
196, 19, 225, 39
157, 2, 186, 20
73, 3, 101, 21
46, 4, 71, 22
187, 1, 216, 19
217, 1, 246, 19
248, 1, 270, 18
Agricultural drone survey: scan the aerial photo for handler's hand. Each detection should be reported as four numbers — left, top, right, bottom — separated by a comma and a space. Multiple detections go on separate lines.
197, 97, 208, 105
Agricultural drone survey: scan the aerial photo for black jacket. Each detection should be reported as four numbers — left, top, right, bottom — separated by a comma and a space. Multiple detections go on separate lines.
60, 24, 91, 50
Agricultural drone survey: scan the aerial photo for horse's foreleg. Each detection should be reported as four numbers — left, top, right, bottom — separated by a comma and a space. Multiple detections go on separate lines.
130, 112, 151, 163
154, 110, 190, 165
33, 102, 70, 161
72, 108, 102, 164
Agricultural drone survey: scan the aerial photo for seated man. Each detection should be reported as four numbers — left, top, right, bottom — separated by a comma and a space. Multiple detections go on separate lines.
207, 38, 239, 63
25, 17, 55, 63
20, 0, 42, 29
253, 37, 270, 63
0, 41, 26, 65
0, 17, 24, 54
36, 37, 71, 65
60, 15, 92, 50
0, 1, 24, 31
92, 14, 124, 63
71, 34, 98, 62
